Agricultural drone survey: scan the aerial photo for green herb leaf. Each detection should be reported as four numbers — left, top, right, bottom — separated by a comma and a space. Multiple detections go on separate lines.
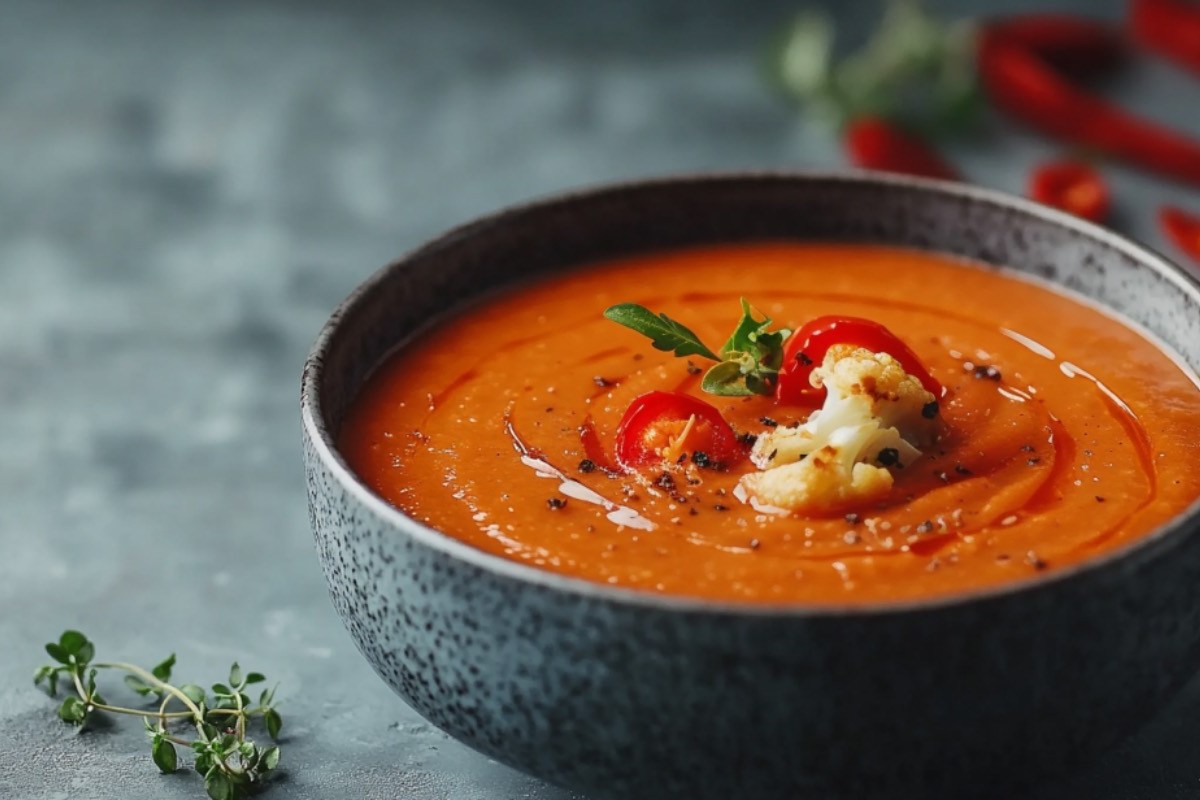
699, 361, 746, 396
261, 746, 281, 771
59, 631, 88, 655
603, 304, 720, 362
210, 683, 231, 697
58, 696, 87, 725
34, 665, 58, 697
721, 299, 788, 358
180, 683, 206, 706
264, 709, 282, 740
227, 663, 243, 688
45, 643, 70, 665
243, 672, 265, 686
152, 654, 176, 682
151, 736, 178, 774
205, 770, 234, 800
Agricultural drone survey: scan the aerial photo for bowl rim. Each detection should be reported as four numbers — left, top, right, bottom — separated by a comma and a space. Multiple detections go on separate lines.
301, 170, 1200, 617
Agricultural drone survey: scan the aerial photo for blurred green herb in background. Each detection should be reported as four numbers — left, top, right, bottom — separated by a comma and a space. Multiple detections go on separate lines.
768, 0, 982, 137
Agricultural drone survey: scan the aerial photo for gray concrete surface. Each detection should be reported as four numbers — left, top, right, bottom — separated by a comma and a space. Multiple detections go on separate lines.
1, 0, 1198, 797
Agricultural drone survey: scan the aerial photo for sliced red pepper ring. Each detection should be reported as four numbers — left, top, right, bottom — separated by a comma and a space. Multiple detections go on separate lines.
776, 316, 943, 406
843, 116, 960, 181
1028, 160, 1110, 223
1160, 206, 1200, 265
614, 391, 745, 471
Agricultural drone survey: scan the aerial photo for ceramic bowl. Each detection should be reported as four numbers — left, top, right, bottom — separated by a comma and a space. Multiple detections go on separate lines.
301, 174, 1200, 799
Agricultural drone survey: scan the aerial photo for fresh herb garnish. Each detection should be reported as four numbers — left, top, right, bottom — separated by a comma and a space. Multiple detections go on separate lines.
34, 630, 282, 800
604, 298, 791, 397
601, 303, 720, 361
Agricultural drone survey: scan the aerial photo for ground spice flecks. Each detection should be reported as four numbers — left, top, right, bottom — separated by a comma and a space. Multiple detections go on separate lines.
876, 448, 900, 467
969, 363, 1002, 381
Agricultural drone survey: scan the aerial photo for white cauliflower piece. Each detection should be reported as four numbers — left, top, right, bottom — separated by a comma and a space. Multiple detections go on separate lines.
739, 344, 939, 514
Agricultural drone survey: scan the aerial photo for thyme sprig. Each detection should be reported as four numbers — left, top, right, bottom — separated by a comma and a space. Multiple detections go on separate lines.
35, 630, 283, 800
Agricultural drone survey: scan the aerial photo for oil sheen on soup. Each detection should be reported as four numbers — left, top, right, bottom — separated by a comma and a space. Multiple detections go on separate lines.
339, 244, 1200, 604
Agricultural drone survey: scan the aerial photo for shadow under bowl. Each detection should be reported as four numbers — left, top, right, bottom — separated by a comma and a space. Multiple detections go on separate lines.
302, 173, 1200, 799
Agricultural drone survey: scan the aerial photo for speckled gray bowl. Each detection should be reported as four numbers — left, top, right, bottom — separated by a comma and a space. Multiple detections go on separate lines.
302, 174, 1200, 799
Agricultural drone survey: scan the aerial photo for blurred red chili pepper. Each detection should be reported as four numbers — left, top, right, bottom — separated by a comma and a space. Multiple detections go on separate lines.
843, 117, 960, 181
1028, 160, 1111, 222
984, 14, 1125, 75
1131, 0, 1200, 74
978, 24, 1200, 187
1159, 206, 1200, 265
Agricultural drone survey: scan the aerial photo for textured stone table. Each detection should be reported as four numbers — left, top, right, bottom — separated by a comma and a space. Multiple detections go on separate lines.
2, 0, 1198, 797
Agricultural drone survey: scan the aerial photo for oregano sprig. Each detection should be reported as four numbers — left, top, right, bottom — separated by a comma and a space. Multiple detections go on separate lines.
604, 298, 792, 397
35, 630, 283, 800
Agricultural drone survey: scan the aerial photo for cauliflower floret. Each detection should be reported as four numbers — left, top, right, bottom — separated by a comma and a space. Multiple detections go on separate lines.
739, 345, 939, 513
737, 445, 895, 514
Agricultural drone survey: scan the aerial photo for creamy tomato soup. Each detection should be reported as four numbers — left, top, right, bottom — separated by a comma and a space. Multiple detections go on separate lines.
339, 244, 1200, 604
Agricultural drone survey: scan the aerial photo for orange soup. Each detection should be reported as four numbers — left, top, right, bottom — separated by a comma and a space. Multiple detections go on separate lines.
339, 244, 1200, 604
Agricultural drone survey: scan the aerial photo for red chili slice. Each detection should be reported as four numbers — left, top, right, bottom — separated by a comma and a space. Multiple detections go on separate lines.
843, 116, 960, 181
1028, 160, 1110, 222
1160, 206, 1200, 265
776, 316, 942, 406
614, 391, 744, 470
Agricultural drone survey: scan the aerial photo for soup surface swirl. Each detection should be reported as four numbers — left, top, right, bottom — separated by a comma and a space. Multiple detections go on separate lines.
339, 244, 1200, 604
